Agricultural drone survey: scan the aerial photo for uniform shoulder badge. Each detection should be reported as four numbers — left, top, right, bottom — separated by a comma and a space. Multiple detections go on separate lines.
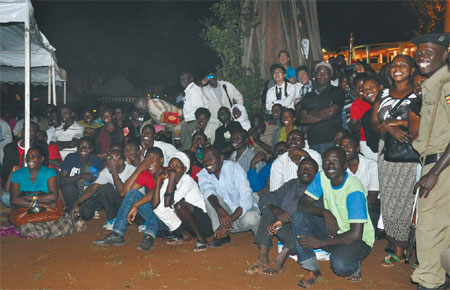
446, 94, 450, 104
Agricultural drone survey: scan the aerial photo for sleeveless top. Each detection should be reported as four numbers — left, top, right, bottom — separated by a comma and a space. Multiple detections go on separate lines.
377, 89, 417, 121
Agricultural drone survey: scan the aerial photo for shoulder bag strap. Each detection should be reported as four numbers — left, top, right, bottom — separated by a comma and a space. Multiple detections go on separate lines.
222, 84, 233, 108
388, 91, 415, 118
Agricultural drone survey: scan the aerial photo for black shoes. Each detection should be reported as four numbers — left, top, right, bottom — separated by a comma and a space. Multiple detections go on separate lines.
208, 235, 231, 248
137, 234, 155, 252
93, 231, 125, 246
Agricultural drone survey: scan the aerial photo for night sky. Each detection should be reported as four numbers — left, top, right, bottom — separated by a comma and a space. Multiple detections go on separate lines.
30, 0, 420, 98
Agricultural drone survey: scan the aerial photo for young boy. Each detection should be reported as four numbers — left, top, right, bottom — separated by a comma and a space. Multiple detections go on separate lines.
94, 147, 165, 252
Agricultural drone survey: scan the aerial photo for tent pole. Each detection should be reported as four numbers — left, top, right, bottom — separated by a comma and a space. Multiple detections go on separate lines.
64, 81, 66, 104
52, 59, 56, 105
48, 65, 51, 104
24, 19, 31, 154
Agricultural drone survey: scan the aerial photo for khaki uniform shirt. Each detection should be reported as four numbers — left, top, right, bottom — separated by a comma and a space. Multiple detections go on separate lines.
413, 65, 450, 156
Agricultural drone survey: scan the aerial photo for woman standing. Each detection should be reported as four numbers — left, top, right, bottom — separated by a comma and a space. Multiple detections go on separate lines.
371, 55, 419, 266
93, 108, 125, 159
9, 147, 73, 238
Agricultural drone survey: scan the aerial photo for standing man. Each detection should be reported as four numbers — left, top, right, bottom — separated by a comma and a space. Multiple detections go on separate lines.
298, 62, 346, 155
180, 71, 209, 123
180, 72, 209, 148
411, 33, 450, 290
201, 72, 244, 120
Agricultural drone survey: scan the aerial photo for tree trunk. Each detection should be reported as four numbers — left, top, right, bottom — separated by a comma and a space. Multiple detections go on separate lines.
242, 0, 322, 79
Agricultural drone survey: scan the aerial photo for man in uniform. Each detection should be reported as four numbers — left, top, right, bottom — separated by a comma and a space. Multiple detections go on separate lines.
411, 33, 450, 290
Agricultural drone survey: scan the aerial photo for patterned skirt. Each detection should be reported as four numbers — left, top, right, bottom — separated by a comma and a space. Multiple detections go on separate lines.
19, 213, 74, 239
378, 139, 417, 246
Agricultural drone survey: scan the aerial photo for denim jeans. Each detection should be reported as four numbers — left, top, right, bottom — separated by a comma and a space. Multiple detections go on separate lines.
291, 208, 371, 276
1, 191, 10, 207
112, 190, 158, 238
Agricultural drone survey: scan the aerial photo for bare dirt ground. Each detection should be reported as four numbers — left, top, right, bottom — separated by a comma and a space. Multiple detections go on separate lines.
1, 207, 415, 289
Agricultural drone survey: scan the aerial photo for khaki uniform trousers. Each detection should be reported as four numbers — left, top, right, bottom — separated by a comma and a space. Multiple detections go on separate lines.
411, 164, 450, 288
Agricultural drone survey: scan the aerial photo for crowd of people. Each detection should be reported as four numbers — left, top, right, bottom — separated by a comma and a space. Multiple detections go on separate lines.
0, 32, 449, 289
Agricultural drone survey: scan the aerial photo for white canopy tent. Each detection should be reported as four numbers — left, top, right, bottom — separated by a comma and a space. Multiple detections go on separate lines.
0, 0, 66, 152
0, 65, 66, 86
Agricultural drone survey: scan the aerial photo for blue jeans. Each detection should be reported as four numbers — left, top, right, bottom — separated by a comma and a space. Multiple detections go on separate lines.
112, 190, 158, 238
291, 208, 371, 276
1, 191, 11, 207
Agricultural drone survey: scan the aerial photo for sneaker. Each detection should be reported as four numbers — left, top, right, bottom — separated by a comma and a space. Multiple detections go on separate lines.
93, 211, 101, 219
103, 219, 115, 231
314, 249, 330, 261
93, 232, 125, 246
138, 225, 146, 232
137, 234, 155, 252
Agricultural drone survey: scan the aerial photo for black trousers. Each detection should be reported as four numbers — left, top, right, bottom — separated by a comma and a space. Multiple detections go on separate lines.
79, 184, 124, 221
253, 207, 295, 250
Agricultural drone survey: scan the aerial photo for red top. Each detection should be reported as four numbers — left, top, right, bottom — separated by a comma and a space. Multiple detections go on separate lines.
191, 165, 202, 181
48, 144, 62, 170
17, 140, 25, 167
99, 127, 111, 154
136, 170, 157, 190
350, 97, 372, 141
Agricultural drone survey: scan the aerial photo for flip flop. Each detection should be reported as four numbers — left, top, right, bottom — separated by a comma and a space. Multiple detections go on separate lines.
194, 242, 208, 252
298, 270, 321, 288
243, 263, 266, 275
261, 261, 283, 276
382, 254, 404, 267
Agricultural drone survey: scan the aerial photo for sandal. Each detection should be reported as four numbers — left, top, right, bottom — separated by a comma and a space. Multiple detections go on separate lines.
194, 242, 208, 252
346, 271, 362, 282
382, 254, 404, 267
244, 262, 266, 275
261, 261, 283, 276
297, 270, 321, 288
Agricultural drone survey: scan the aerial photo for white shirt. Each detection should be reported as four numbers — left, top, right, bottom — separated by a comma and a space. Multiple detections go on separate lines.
183, 82, 209, 122
46, 126, 56, 144
52, 122, 84, 160
270, 148, 322, 191
202, 80, 244, 119
153, 174, 207, 231
265, 82, 297, 111
347, 154, 379, 193
94, 163, 136, 189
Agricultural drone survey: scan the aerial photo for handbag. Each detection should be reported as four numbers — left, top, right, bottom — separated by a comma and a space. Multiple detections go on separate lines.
383, 92, 419, 163
9, 200, 63, 227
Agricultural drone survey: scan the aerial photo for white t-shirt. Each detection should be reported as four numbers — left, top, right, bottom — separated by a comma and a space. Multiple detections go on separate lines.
52, 122, 84, 160
347, 154, 379, 193
153, 174, 207, 231
95, 163, 136, 189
